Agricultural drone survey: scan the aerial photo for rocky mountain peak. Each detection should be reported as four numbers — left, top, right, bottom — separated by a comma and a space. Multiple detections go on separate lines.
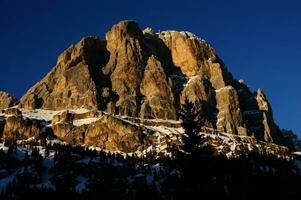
105, 20, 142, 41
10, 20, 288, 147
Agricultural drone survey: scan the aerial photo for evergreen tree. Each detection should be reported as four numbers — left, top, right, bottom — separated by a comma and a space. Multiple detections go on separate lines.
179, 98, 205, 155
178, 98, 215, 197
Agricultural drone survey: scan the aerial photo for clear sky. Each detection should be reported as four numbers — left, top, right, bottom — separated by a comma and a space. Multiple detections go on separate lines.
0, 0, 300, 136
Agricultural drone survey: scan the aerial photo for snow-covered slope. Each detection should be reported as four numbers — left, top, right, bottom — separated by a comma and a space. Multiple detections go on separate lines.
0, 108, 290, 159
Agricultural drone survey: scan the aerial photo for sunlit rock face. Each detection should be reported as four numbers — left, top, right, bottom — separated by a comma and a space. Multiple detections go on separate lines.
0, 91, 18, 110
15, 20, 285, 145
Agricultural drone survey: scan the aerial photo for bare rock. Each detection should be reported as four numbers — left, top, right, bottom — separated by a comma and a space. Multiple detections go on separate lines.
0, 91, 18, 109
180, 76, 217, 127
257, 89, 272, 113
158, 31, 232, 89
256, 89, 282, 142
232, 80, 264, 137
85, 115, 143, 152
106, 101, 116, 114
140, 55, 176, 119
215, 86, 246, 135
11, 20, 288, 146
52, 110, 74, 124
2, 116, 44, 141
158, 31, 209, 77
181, 76, 213, 104
3, 108, 22, 116
19, 37, 109, 110
102, 20, 149, 117
51, 111, 144, 152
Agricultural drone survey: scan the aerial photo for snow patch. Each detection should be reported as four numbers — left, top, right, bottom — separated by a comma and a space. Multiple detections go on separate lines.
73, 118, 100, 126
215, 86, 230, 93
21, 109, 59, 121
69, 108, 91, 114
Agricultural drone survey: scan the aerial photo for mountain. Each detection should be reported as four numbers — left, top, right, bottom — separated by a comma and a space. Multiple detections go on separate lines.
0, 20, 293, 153
0, 20, 300, 200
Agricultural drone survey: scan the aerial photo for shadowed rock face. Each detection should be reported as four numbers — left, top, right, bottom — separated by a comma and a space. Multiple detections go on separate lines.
17, 20, 284, 143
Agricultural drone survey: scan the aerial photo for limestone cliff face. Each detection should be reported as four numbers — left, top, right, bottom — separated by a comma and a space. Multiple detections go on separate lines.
19, 37, 109, 110
140, 55, 176, 119
102, 21, 149, 117
16, 20, 285, 144
0, 91, 18, 109
180, 76, 217, 128
157, 31, 232, 89
256, 89, 283, 142
215, 86, 246, 135
2, 116, 45, 141
51, 110, 144, 152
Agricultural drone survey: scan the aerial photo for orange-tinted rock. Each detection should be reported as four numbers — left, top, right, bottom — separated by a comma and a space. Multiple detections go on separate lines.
256, 89, 283, 142
140, 55, 176, 119
0, 91, 18, 109
102, 20, 149, 117
2, 115, 44, 141
215, 86, 246, 135
19, 37, 109, 110
180, 76, 217, 127
3, 108, 22, 116
51, 111, 144, 152
12, 20, 286, 146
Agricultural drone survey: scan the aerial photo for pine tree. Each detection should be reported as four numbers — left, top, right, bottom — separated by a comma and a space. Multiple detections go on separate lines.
179, 98, 215, 197
179, 98, 205, 155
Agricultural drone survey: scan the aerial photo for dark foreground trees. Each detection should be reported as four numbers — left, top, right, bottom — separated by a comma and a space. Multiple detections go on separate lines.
174, 98, 301, 200
0, 142, 301, 200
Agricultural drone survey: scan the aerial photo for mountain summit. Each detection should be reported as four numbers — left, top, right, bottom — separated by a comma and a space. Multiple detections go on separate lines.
1, 20, 300, 199
17, 21, 282, 142
0, 20, 291, 153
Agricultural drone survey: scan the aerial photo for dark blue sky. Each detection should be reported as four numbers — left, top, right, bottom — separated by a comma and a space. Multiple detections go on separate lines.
0, 0, 300, 136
